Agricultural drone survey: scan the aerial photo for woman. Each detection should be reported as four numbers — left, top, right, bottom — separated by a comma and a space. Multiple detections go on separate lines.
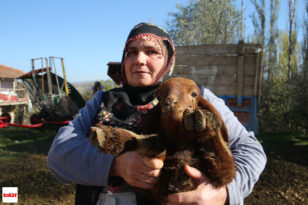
47, 22, 266, 205
92, 81, 104, 96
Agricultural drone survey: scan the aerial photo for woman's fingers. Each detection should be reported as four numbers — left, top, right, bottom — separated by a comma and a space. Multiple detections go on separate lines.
143, 156, 164, 169
147, 169, 161, 178
114, 151, 163, 188
139, 172, 158, 184
135, 179, 155, 189
130, 172, 158, 189
137, 157, 162, 186
184, 164, 207, 182
141, 156, 163, 178
140, 164, 161, 178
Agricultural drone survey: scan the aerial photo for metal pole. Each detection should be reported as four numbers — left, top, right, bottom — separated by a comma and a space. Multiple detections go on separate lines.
45, 57, 53, 97
61, 58, 69, 96
41, 58, 45, 94
50, 57, 61, 96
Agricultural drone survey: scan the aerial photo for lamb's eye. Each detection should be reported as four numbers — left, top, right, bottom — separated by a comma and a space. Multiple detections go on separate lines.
191, 91, 197, 97
156, 96, 161, 101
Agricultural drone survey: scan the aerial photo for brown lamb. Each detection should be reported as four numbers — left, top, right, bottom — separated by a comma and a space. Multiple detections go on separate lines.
90, 77, 236, 205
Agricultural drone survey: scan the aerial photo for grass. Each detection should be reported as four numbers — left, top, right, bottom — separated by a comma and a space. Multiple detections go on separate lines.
0, 127, 307, 204
0, 126, 75, 205
257, 132, 308, 166
0, 126, 56, 155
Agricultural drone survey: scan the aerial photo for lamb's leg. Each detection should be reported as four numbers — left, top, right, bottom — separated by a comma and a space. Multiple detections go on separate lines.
90, 124, 166, 159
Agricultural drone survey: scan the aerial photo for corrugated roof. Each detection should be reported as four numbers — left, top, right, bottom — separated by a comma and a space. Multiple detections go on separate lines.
0, 64, 25, 79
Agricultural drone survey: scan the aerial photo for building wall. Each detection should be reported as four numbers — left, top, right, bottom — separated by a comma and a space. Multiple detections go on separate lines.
173, 42, 263, 134
174, 42, 263, 97
0, 78, 14, 89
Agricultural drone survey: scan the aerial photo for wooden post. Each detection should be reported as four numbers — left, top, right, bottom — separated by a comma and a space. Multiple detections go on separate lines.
237, 40, 245, 106
41, 58, 45, 94
31, 59, 38, 100
257, 48, 263, 105
254, 47, 262, 97
45, 57, 53, 97
61, 58, 69, 96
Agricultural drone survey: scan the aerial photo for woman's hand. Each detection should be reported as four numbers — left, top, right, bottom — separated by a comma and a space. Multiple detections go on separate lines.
167, 165, 228, 205
110, 151, 163, 189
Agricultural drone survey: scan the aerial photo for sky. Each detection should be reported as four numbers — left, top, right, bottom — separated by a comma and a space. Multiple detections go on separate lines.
0, 0, 306, 83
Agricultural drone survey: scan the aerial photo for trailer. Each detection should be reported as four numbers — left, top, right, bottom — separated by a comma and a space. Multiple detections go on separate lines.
173, 41, 262, 134
107, 41, 263, 134
17, 57, 85, 124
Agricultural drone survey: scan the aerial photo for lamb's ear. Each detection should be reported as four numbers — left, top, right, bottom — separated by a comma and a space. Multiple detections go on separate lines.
138, 105, 161, 134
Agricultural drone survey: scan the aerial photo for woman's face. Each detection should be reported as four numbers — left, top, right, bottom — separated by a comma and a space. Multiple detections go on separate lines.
124, 37, 167, 87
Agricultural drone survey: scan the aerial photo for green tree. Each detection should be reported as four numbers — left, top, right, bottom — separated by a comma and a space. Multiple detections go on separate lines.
259, 30, 299, 132
302, 1, 308, 82
287, 0, 297, 82
258, 0, 281, 131
265, 30, 299, 131
251, 0, 266, 46
101, 79, 116, 91
267, 0, 280, 81
167, 0, 241, 45
286, 0, 298, 119
81, 79, 117, 102
293, 1, 308, 133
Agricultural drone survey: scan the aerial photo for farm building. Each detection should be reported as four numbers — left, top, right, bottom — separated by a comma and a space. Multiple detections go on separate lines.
0, 64, 28, 122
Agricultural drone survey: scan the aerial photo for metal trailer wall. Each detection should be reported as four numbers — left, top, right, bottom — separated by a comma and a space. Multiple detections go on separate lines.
174, 41, 263, 134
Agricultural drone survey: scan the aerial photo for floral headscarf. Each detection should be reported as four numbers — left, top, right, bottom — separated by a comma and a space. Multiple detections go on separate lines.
121, 22, 176, 84
97, 23, 176, 131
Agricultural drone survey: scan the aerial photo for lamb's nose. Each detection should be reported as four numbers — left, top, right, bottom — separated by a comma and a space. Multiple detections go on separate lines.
165, 96, 178, 107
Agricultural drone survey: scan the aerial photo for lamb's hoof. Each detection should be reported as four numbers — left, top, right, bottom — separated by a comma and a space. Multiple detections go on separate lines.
183, 108, 206, 132
183, 107, 194, 131
89, 126, 106, 149
194, 109, 206, 132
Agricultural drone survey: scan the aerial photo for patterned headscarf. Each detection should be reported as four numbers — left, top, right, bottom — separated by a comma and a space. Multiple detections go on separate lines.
97, 23, 176, 131
121, 22, 176, 84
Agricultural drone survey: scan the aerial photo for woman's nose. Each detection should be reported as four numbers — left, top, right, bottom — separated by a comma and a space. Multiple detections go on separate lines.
136, 51, 147, 65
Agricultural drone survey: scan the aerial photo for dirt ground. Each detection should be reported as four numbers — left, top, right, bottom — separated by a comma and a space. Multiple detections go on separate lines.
245, 133, 308, 205
0, 154, 75, 205
0, 127, 307, 204
245, 157, 308, 204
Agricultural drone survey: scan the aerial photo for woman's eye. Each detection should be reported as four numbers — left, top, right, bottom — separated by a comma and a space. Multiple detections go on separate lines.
191, 91, 197, 97
145, 50, 158, 55
126, 50, 137, 56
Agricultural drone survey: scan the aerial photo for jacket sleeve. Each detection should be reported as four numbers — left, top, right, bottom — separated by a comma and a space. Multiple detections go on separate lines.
202, 88, 267, 205
47, 91, 114, 186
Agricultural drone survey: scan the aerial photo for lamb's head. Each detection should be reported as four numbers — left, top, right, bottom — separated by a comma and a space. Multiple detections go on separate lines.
156, 77, 201, 121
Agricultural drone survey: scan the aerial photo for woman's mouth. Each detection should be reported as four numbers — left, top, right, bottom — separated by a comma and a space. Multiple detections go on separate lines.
134, 71, 149, 74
